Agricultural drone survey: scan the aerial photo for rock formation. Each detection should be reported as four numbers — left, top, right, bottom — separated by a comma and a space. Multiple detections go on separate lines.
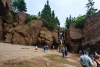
0, 9, 59, 47
65, 11, 100, 53
4, 11, 43, 45
66, 23, 82, 52
0, 0, 11, 16
0, 18, 3, 41
82, 11, 100, 53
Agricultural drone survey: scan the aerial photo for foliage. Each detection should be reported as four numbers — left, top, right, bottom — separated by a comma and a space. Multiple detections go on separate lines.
65, 15, 75, 29
38, 12, 41, 17
65, 0, 98, 29
12, 0, 27, 12
39, 0, 60, 30
11, 10, 17, 16
10, 23, 14, 27
75, 15, 86, 28
0, 13, 10, 20
25, 15, 41, 24
86, 0, 97, 18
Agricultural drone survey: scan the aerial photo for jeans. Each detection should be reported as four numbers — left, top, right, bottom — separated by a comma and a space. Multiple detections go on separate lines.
62, 52, 65, 58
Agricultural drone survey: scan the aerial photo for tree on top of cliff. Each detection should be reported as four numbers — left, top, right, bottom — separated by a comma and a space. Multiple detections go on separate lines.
12, 0, 27, 12
39, 0, 60, 30
75, 15, 86, 28
86, 0, 97, 18
65, 15, 76, 29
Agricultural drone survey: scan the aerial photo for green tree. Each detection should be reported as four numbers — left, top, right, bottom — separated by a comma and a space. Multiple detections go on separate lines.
38, 12, 41, 17
86, 0, 97, 18
65, 15, 75, 29
12, 0, 27, 12
75, 15, 86, 28
41, 0, 51, 22
40, 0, 60, 30
55, 17, 60, 25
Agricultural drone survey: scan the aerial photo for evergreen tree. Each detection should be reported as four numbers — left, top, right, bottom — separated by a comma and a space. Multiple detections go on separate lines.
65, 17, 70, 29
40, 0, 60, 30
86, 0, 97, 18
65, 15, 76, 29
55, 17, 60, 25
75, 15, 86, 28
41, 0, 51, 22
38, 12, 41, 17
12, 0, 27, 12
51, 10, 55, 18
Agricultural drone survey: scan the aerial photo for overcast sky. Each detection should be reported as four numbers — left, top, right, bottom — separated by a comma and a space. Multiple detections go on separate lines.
25, 0, 100, 27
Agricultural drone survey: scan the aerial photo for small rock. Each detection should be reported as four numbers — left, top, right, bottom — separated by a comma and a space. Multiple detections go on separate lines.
46, 62, 49, 66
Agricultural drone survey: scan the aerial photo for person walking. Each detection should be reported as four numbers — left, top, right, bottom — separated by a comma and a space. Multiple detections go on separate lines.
43, 45, 47, 52
65, 47, 68, 57
61, 47, 65, 58
53, 45, 55, 50
89, 53, 94, 62
79, 51, 93, 67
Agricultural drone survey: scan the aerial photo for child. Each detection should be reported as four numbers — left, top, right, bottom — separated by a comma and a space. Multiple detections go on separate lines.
35, 46, 38, 52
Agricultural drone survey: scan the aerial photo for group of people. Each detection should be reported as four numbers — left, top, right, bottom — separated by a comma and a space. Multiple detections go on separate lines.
61, 46, 68, 58
79, 51, 100, 67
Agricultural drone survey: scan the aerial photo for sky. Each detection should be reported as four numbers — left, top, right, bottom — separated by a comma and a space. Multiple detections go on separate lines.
25, 0, 100, 27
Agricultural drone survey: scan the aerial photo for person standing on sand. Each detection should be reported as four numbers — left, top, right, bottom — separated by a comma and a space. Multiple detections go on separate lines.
79, 51, 93, 67
61, 46, 65, 58
35, 46, 38, 52
43, 45, 47, 52
46, 45, 49, 50
53, 45, 55, 50
65, 47, 68, 57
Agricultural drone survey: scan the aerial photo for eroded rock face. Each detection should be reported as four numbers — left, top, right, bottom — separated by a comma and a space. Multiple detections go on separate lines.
38, 27, 53, 46
82, 11, 100, 45
67, 23, 82, 52
51, 30, 59, 44
82, 11, 100, 53
0, 0, 59, 47
12, 20, 43, 45
5, 33, 12, 43
14, 12, 30, 26
0, 0, 11, 16
69, 23, 82, 40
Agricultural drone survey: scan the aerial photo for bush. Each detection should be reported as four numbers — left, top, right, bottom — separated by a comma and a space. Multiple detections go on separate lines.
75, 15, 86, 28
25, 15, 41, 24
44, 21, 59, 30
